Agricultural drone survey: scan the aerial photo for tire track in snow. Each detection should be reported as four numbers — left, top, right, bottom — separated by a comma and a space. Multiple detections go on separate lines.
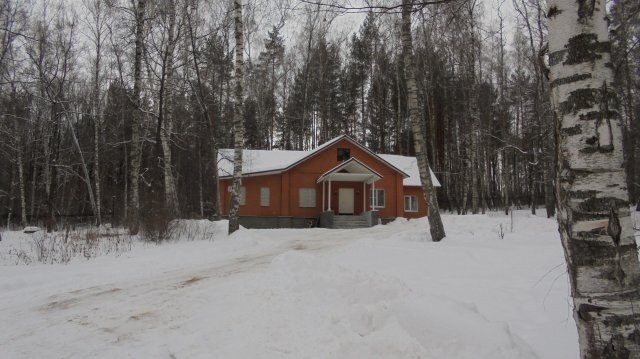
24, 230, 364, 349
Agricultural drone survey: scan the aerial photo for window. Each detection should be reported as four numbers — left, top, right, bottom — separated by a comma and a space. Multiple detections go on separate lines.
337, 148, 351, 161
299, 188, 316, 208
404, 195, 418, 212
227, 186, 246, 206
260, 187, 270, 207
239, 186, 246, 206
369, 188, 385, 208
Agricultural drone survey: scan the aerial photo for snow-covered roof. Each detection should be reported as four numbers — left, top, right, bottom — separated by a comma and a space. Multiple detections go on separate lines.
378, 154, 441, 187
218, 135, 440, 187
218, 148, 308, 176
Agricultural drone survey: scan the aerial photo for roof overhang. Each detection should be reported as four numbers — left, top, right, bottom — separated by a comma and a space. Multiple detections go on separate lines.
316, 157, 382, 184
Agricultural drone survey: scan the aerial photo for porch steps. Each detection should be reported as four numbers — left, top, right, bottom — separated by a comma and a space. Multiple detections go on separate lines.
332, 215, 370, 229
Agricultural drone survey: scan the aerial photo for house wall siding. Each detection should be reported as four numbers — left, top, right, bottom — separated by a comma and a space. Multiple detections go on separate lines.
402, 186, 428, 218
219, 174, 283, 216
288, 138, 402, 219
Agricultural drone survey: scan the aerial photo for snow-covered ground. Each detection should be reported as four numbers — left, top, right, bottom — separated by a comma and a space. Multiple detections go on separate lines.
0, 211, 579, 358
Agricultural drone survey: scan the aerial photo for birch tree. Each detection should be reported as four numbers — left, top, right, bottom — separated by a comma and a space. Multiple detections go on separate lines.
401, 0, 445, 242
155, 0, 180, 217
128, 0, 146, 234
547, 0, 640, 355
84, 0, 110, 226
228, 0, 244, 234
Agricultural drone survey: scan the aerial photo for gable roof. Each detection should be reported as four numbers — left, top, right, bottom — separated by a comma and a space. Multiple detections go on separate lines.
316, 157, 383, 184
218, 134, 440, 187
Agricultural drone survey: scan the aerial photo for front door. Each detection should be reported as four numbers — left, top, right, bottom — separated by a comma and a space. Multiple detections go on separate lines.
338, 188, 354, 214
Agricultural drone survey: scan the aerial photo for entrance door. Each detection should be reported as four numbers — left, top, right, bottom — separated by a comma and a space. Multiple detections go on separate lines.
338, 188, 355, 214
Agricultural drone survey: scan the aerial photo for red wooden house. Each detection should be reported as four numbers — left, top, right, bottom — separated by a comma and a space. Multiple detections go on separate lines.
218, 135, 439, 228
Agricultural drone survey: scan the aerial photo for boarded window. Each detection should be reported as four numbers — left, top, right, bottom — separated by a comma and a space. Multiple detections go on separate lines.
369, 188, 385, 208
260, 187, 270, 207
299, 188, 316, 208
404, 195, 418, 212
337, 148, 350, 161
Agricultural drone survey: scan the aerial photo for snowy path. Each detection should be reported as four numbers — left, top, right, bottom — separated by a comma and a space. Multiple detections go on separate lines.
0, 213, 579, 358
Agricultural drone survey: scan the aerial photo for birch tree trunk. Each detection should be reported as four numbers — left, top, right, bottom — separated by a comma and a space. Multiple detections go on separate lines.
228, 0, 245, 234
401, 0, 445, 242
548, 0, 640, 356
503, 150, 510, 214
17, 141, 26, 226
90, 0, 103, 226
13, 97, 27, 226
160, 0, 179, 217
93, 72, 102, 226
128, 0, 146, 235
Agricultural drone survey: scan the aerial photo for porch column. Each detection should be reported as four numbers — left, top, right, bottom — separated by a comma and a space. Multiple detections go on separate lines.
371, 180, 375, 211
328, 179, 332, 211
363, 182, 366, 213
322, 180, 325, 211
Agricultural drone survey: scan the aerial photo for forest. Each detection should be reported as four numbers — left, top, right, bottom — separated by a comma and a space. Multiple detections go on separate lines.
0, 0, 638, 230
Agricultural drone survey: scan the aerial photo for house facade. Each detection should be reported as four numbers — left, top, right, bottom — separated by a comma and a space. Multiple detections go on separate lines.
218, 135, 439, 228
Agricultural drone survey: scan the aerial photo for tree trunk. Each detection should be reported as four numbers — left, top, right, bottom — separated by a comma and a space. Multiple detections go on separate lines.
548, 0, 640, 356
93, 21, 102, 226
186, 5, 220, 219
13, 96, 27, 227
160, 0, 179, 218
471, 125, 479, 214
128, 0, 146, 235
17, 142, 26, 226
65, 109, 98, 225
401, 0, 445, 242
544, 156, 555, 218
228, 0, 245, 234
29, 149, 36, 224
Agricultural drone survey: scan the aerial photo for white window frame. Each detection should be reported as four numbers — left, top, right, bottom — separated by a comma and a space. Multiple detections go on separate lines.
404, 195, 418, 212
369, 188, 385, 208
260, 187, 270, 207
299, 188, 316, 208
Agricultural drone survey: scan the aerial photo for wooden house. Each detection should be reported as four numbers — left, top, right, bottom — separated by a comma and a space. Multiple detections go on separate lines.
218, 135, 439, 228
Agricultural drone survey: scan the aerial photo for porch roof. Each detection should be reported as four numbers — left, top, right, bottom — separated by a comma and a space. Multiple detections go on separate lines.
316, 157, 382, 184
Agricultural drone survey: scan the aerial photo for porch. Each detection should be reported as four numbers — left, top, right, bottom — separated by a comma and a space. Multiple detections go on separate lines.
316, 158, 382, 228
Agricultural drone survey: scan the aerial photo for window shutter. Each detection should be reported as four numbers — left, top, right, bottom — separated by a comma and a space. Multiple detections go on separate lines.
260, 187, 270, 207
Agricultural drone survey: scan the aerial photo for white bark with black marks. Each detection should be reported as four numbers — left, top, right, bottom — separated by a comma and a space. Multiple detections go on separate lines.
160, 0, 179, 218
548, 0, 640, 356
228, 0, 245, 234
128, 0, 146, 235
401, 0, 445, 242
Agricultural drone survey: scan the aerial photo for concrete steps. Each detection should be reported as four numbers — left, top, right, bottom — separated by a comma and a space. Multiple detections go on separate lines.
332, 215, 370, 229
